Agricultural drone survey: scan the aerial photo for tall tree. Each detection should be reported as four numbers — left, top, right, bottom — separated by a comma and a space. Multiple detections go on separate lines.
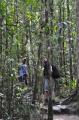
76, 0, 79, 91
0, 13, 3, 119
67, 0, 73, 83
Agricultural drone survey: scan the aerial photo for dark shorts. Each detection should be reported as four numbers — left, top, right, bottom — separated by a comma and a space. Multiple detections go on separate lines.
19, 74, 27, 85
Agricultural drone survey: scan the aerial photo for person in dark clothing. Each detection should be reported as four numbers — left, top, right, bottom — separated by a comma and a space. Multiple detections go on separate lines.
43, 58, 60, 104
43, 58, 51, 104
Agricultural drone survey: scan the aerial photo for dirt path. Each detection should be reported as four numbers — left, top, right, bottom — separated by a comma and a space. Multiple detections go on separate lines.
54, 115, 79, 120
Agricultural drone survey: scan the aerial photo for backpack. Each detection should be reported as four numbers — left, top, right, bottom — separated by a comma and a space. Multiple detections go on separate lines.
51, 65, 60, 79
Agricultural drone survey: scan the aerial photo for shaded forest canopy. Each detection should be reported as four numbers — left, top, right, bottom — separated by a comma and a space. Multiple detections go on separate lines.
0, 0, 79, 120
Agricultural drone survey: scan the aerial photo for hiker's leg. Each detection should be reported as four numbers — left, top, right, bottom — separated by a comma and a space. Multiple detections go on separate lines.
44, 79, 49, 104
19, 76, 22, 82
21, 76, 25, 88
23, 74, 27, 85
25, 79, 27, 85
44, 91, 49, 100
50, 78, 55, 99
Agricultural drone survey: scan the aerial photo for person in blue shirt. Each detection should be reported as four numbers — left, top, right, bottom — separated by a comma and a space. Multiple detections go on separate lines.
18, 58, 28, 85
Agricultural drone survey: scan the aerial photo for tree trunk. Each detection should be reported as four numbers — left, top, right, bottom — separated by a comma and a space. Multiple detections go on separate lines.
76, 0, 79, 91
0, 16, 3, 119
67, 0, 73, 84
58, 3, 63, 68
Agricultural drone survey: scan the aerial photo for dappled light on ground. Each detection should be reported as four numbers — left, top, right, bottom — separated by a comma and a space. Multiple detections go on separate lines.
54, 115, 79, 120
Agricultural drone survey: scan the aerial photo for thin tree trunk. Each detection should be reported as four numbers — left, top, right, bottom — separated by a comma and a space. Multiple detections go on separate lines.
67, 0, 73, 82
62, 1, 66, 79
0, 16, 3, 119
76, 0, 79, 91
5, 0, 11, 116
58, 3, 63, 68
14, 0, 19, 62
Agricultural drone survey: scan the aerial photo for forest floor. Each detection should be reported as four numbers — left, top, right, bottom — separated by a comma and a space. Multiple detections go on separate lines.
30, 113, 79, 120
16, 84, 79, 120
53, 115, 79, 120
40, 104, 79, 120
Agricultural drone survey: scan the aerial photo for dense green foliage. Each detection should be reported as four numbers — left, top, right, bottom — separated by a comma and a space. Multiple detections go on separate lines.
0, 0, 77, 119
